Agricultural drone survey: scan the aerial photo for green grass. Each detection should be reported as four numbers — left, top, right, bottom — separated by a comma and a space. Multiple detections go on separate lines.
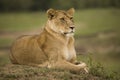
75, 8, 120, 36
77, 54, 120, 80
0, 38, 13, 47
0, 12, 47, 32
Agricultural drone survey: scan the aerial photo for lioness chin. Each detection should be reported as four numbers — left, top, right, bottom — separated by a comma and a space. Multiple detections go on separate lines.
10, 8, 88, 73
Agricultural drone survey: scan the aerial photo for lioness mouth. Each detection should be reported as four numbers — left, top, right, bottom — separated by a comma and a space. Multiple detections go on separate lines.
64, 31, 74, 35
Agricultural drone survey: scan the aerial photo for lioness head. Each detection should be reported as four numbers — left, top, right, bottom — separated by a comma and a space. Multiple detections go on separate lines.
46, 8, 75, 36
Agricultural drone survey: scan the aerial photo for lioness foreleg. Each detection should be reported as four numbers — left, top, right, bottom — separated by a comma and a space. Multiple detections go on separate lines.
49, 60, 87, 73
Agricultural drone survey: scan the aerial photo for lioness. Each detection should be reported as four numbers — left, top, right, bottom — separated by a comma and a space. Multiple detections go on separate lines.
10, 8, 88, 73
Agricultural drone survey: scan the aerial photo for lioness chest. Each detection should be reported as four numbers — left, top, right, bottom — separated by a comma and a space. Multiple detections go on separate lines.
62, 46, 74, 61
42, 35, 75, 62
43, 44, 74, 61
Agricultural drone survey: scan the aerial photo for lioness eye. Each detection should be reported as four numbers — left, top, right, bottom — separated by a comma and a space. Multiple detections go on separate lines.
70, 17, 73, 20
60, 18, 65, 21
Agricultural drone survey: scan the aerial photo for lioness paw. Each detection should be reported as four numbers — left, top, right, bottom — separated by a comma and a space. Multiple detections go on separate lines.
77, 62, 87, 68
77, 62, 89, 73
84, 67, 89, 73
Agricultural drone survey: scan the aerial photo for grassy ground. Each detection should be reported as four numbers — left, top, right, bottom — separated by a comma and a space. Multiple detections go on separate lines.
0, 8, 120, 80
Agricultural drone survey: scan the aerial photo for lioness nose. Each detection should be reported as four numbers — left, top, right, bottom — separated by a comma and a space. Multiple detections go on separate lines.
70, 27, 75, 30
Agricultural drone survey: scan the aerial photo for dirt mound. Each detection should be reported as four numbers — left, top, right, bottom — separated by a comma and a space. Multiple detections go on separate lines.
0, 64, 102, 80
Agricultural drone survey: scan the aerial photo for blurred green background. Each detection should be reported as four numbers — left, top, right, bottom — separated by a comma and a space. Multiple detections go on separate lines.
0, 0, 120, 80
0, 0, 120, 11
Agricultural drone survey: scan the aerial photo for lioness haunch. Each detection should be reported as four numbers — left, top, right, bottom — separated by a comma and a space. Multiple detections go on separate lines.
10, 8, 88, 73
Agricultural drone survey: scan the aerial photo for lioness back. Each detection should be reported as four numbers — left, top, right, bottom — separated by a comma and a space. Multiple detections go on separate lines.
10, 35, 47, 65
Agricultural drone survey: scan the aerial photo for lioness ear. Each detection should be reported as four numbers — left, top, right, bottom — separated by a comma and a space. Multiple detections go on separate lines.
47, 8, 56, 19
67, 8, 75, 16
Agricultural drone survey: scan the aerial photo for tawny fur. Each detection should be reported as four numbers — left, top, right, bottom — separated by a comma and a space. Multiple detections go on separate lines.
10, 8, 88, 72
